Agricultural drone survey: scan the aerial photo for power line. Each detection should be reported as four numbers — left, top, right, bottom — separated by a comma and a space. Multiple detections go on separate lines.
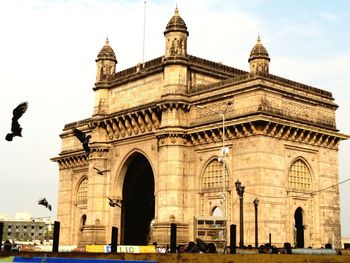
244, 178, 350, 199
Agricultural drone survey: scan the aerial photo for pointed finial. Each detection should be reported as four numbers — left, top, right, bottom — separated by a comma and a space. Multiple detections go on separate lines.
175, 3, 179, 15
257, 34, 261, 43
105, 36, 109, 45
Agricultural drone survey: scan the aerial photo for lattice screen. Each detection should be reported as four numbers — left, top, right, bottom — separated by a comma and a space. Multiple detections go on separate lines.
288, 159, 312, 190
202, 159, 228, 190
77, 178, 88, 203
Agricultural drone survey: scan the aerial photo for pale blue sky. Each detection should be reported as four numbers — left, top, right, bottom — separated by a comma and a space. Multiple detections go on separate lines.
0, 0, 349, 238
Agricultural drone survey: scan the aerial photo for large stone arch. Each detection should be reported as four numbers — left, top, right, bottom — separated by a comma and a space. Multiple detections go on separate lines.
73, 176, 88, 245
113, 149, 155, 245
198, 155, 230, 216
113, 148, 157, 198
286, 157, 314, 247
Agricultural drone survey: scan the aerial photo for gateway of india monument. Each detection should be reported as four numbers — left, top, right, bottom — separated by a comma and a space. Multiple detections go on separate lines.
52, 7, 348, 249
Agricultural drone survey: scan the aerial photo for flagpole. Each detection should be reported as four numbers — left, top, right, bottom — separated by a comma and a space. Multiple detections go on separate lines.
142, 1, 146, 63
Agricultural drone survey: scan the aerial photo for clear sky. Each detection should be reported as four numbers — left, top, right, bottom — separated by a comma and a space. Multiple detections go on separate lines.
0, 0, 349, 237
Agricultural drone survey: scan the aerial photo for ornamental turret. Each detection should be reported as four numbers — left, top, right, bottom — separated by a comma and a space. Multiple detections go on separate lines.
93, 38, 117, 116
164, 6, 188, 59
95, 38, 117, 82
248, 36, 270, 74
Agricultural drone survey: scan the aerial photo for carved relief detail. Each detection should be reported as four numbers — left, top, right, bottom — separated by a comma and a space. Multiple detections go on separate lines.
282, 100, 316, 120
196, 102, 234, 119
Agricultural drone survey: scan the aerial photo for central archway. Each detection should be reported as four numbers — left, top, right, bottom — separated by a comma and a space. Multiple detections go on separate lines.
121, 153, 155, 245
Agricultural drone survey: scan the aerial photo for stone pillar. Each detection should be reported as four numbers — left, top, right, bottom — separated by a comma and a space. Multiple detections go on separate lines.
152, 132, 188, 245
81, 148, 110, 245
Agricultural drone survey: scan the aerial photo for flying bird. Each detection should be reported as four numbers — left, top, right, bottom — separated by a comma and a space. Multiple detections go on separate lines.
5, 102, 28, 141
93, 167, 108, 175
108, 197, 121, 208
38, 198, 52, 211
73, 128, 91, 155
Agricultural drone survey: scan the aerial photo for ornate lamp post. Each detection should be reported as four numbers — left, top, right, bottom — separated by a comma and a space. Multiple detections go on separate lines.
253, 197, 259, 249
196, 101, 232, 245
235, 179, 245, 248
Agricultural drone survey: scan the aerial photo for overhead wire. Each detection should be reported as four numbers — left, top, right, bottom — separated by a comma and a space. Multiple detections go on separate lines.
243, 178, 350, 199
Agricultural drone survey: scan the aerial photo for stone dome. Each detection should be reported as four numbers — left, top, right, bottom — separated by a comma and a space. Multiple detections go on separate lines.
96, 38, 117, 62
248, 36, 270, 62
164, 6, 188, 35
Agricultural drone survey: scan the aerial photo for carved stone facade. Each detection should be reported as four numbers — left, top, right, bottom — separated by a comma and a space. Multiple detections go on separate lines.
52, 8, 348, 248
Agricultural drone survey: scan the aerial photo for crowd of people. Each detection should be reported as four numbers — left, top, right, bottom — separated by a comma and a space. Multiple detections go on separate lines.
2, 239, 20, 252
152, 241, 339, 254
153, 241, 218, 253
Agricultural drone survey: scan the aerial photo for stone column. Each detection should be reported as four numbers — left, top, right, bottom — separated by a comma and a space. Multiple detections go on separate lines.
82, 148, 110, 245
152, 132, 188, 245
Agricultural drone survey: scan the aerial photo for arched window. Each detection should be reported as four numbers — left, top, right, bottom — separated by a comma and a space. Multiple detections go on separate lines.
212, 206, 223, 217
202, 159, 228, 190
80, 215, 87, 231
288, 159, 312, 190
77, 178, 88, 203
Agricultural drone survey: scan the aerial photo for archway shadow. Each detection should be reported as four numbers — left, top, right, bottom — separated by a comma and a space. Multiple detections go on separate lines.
121, 153, 155, 245
295, 207, 304, 248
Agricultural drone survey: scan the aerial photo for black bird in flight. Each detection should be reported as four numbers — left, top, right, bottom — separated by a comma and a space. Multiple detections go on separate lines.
93, 167, 108, 175
5, 102, 28, 141
38, 197, 52, 211
73, 128, 91, 155
108, 197, 121, 208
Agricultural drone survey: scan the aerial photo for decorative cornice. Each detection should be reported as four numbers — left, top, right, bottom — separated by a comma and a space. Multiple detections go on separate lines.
188, 119, 347, 150
51, 153, 88, 170
156, 101, 191, 112
94, 54, 249, 90
51, 147, 109, 169
156, 131, 188, 146
188, 55, 247, 77
195, 100, 336, 131
189, 71, 333, 101
91, 106, 162, 141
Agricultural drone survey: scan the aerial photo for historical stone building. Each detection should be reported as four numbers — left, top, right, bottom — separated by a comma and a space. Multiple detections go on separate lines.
52, 7, 348, 248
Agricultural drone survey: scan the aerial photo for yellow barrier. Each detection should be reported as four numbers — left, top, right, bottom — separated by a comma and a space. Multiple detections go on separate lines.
0, 257, 14, 262
85, 245, 156, 253
85, 245, 105, 253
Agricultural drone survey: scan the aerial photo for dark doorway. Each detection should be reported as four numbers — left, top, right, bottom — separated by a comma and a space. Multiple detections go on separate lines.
121, 153, 155, 245
294, 207, 304, 248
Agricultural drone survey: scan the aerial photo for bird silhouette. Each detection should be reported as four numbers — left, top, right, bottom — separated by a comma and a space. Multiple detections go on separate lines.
5, 102, 28, 141
93, 167, 108, 175
38, 197, 52, 211
73, 128, 91, 155
108, 197, 121, 208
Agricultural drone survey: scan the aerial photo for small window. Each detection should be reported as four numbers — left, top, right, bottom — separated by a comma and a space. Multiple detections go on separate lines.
212, 207, 223, 217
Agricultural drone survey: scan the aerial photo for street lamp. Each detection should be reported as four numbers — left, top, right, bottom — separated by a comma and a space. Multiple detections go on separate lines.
235, 179, 245, 248
196, 101, 232, 244
253, 197, 259, 249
